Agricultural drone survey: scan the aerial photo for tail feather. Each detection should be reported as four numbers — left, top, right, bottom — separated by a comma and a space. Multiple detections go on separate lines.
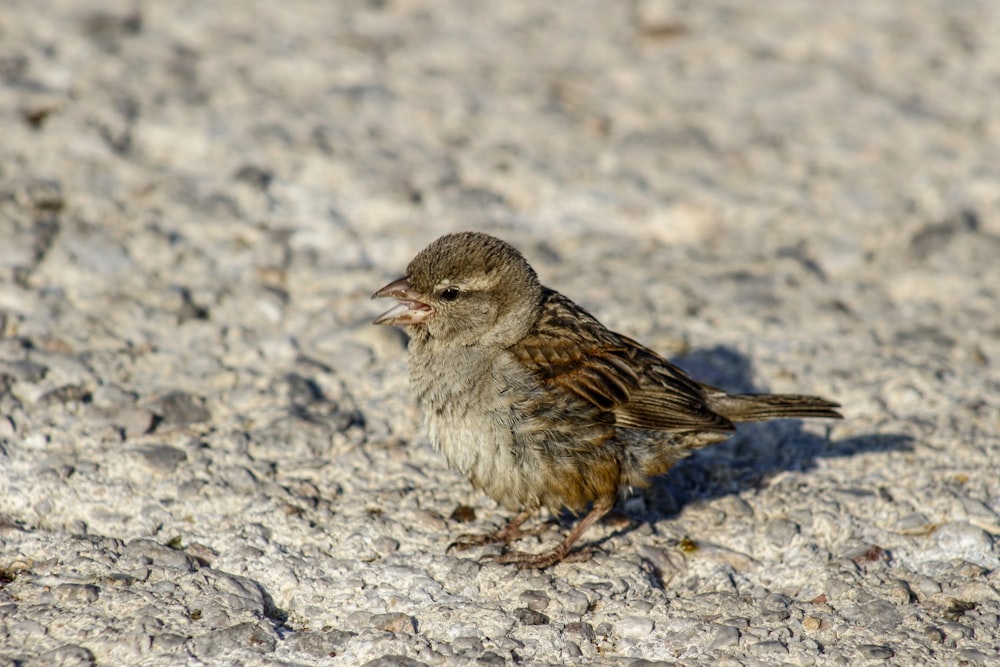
709, 393, 842, 423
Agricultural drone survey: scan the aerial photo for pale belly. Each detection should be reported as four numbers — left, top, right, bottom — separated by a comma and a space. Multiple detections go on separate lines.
410, 347, 548, 510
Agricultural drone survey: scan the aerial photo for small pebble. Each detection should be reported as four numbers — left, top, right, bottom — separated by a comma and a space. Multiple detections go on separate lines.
616, 616, 654, 639
374, 537, 400, 554
560, 641, 582, 658
857, 645, 894, 660
370, 613, 416, 634
629, 600, 654, 614
956, 649, 990, 666
344, 610, 372, 628
911, 576, 942, 599
563, 622, 596, 643
558, 590, 590, 615
761, 608, 790, 623
941, 621, 973, 640
53, 583, 100, 603
115, 407, 157, 437
37, 384, 90, 406
953, 581, 1000, 604
765, 518, 800, 546
361, 656, 427, 667
148, 391, 211, 425
512, 607, 549, 626
887, 579, 913, 603
284, 630, 354, 659
934, 522, 996, 567
1, 360, 47, 382
451, 636, 483, 653
896, 512, 934, 534
134, 444, 188, 474
90, 383, 137, 408
34, 645, 94, 666
824, 577, 852, 600
840, 600, 902, 630
518, 589, 549, 611
709, 624, 740, 649
476, 652, 506, 667
922, 626, 945, 643
449, 559, 481, 580
751, 640, 787, 656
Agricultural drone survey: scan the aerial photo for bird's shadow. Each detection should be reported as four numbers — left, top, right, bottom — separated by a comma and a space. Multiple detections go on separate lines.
590, 345, 910, 533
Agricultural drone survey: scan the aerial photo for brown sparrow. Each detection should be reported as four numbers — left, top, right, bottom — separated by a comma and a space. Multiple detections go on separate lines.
373, 232, 841, 569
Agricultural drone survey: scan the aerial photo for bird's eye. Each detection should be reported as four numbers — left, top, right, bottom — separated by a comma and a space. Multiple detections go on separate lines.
440, 287, 461, 302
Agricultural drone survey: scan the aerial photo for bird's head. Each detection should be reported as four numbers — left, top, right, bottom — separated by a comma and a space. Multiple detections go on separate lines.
373, 231, 543, 348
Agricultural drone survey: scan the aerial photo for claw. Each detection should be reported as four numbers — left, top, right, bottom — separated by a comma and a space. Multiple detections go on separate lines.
479, 547, 596, 570
473, 502, 612, 569
447, 534, 492, 553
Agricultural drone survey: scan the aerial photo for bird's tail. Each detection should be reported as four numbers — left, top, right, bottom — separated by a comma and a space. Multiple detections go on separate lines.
708, 393, 842, 423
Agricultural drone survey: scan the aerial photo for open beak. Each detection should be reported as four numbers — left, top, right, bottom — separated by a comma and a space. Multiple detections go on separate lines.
372, 277, 433, 325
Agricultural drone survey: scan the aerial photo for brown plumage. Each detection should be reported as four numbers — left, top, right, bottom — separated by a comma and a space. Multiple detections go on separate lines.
374, 232, 841, 568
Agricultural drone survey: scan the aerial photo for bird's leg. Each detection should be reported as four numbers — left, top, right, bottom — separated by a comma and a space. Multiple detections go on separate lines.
447, 509, 541, 552
486, 499, 614, 569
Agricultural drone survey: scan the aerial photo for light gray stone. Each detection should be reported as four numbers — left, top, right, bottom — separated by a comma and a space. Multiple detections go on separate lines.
840, 600, 903, 630
190, 622, 278, 657
933, 522, 998, 568
709, 624, 740, 650
857, 644, 894, 660
133, 444, 187, 473
518, 589, 550, 611
616, 616, 654, 639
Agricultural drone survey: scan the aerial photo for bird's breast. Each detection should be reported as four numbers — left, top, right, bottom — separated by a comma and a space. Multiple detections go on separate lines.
407, 344, 550, 510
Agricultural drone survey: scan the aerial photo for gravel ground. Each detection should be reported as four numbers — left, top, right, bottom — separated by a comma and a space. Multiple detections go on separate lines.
2, 1, 999, 665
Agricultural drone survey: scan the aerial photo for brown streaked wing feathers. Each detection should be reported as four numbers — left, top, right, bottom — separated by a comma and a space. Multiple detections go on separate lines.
513, 290, 735, 433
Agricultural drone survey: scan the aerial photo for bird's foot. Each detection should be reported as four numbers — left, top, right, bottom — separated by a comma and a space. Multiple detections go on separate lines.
481, 545, 596, 570
447, 533, 501, 553
447, 521, 551, 553
475, 502, 613, 568
447, 510, 547, 553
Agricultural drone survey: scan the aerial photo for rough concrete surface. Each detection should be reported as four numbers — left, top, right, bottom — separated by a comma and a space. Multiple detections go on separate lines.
1, 0, 999, 665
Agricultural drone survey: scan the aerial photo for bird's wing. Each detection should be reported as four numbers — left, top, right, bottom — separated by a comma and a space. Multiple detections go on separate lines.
512, 290, 734, 433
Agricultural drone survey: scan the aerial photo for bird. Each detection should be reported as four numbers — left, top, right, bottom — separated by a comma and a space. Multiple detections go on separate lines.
372, 231, 842, 569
